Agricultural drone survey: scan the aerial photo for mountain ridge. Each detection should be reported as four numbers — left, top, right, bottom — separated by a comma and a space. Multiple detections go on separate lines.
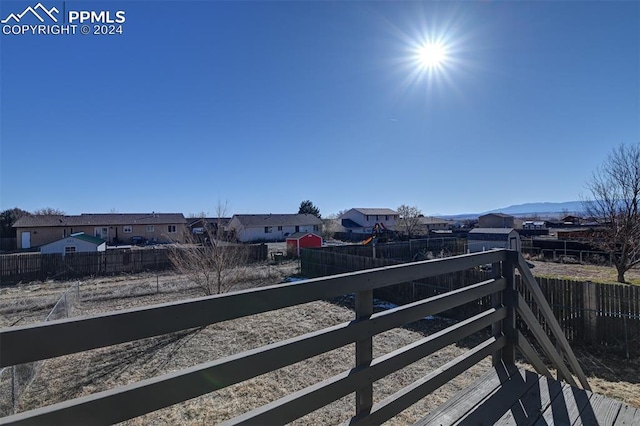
440, 201, 584, 220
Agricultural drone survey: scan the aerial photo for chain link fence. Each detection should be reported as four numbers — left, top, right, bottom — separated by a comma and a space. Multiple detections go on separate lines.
0, 282, 79, 416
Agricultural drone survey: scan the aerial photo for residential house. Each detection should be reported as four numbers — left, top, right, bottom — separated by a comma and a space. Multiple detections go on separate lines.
13, 213, 187, 249
40, 232, 106, 256
478, 213, 515, 229
562, 215, 583, 226
339, 208, 399, 234
467, 228, 521, 253
228, 214, 322, 243
188, 217, 232, 237
416, 216, 454, 235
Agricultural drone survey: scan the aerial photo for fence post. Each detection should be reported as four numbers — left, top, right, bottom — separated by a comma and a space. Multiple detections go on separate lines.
11, 366, 16, 414
355, 289, 373, 418
491, 260, 503, 366
583, 281, 597, 343
501, 251, 517, 364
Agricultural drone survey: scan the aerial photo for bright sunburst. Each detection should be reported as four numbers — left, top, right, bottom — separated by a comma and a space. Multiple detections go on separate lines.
416, 42, 448, 70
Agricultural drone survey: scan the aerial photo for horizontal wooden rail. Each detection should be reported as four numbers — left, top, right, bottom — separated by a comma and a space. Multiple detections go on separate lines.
0, 278, 506, 425
222, 308, 506, 425
349, 335, 507, 426
0, 250, 506, 367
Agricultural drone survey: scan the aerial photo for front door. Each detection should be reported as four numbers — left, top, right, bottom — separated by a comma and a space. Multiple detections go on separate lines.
21, 231, 31, 249
95, 227, 109, 242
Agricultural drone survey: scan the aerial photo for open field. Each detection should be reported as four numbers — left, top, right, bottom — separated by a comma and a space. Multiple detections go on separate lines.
528, 259, 640, 285
2, 261, 640, 423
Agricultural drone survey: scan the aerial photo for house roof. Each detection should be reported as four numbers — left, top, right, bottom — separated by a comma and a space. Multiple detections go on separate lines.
351, 208, 398, 216
418, 216, 453, 225
41, 232, 105, 247
69, 232, 106, 245
14, 213, 187, 228
231, 214, 322, 227
469, 228, 516, 235
479, 213, 514, 219
188, 217, 231, 227
286, 232, 321, 240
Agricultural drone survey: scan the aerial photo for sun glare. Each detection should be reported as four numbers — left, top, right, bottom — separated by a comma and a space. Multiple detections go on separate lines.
416, 42, 447, 69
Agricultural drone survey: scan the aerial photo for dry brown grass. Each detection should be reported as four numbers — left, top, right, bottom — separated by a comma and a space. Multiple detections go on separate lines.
528, 260, 640, 285
2, 260, 640, 424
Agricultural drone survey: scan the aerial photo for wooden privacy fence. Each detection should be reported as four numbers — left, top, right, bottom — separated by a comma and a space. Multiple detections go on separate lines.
0, 244, 268, 285
319, 238, 466, 261
301, 248, 640, 356
0, 250, 590, 424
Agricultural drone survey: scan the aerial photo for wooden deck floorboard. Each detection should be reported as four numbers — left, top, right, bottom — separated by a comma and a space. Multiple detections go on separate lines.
413, 364, 639, 426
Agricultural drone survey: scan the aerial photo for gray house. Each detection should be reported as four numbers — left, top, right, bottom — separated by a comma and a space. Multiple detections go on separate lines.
478, 213, 515, 229
40, 232, 106, 256
467, 228, 521, 253
228, 214, 322, 242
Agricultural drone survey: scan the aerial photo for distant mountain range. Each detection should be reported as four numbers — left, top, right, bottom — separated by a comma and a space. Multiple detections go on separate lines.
441, 201, 585, 220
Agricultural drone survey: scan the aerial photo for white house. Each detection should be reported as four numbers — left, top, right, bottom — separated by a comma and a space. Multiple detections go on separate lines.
228, 214, 322, 243
467, 228, 521, 253
339, 208, 399, 234
40, 232, 106, 256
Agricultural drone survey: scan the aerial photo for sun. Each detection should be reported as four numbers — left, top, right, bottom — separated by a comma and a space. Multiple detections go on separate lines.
416, 42, 447, 69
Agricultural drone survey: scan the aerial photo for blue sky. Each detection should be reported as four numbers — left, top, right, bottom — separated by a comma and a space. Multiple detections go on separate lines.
1, 1, 638, 217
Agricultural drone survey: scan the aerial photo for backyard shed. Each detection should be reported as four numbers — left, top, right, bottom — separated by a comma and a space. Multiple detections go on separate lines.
40, 232, 106, 256
467, 228, 521, 253
286, 232, 323, 257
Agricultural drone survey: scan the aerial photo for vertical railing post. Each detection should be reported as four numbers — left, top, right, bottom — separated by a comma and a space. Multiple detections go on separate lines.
355, 289, 373, 417
502, 250, 517, 364
491, 259, 503, 366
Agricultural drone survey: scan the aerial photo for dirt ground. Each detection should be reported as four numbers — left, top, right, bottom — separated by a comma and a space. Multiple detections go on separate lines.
1, 260, 640, 424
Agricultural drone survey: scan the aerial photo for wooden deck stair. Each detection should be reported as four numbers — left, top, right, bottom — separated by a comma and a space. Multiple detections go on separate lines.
416, 363, 639, 426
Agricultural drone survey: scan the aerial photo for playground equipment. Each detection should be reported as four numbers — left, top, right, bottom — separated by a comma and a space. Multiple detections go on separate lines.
362, 223, 396, 245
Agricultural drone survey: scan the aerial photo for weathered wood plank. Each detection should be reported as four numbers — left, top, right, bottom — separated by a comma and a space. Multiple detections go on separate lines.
453, 368, 542, 426
412, 363, 520, 426
533, 382, 592, 426
493, 374, 564, 426
573, 392, 623, 426
613, 404, 639, 425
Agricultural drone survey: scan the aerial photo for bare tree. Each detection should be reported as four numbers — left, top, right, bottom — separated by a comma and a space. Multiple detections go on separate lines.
397, 205, 423, 239
33, 207, 65, 215
583, 143, 640, 283
321, 213, 340, 240
169, 203, 247, 295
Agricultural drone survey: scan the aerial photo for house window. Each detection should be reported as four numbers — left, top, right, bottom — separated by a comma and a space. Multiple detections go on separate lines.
65, 246, 76, 253
277, 226, 283, 231
313, 225, 319, 231
123, 225, 132, 233
385, 215, 389, 221
146, 225, 154, 232
265, 226, 272, 233
168, 225, 177, 233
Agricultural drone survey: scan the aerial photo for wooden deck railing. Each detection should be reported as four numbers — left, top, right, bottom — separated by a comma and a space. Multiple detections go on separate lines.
0, 250, 589, 425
